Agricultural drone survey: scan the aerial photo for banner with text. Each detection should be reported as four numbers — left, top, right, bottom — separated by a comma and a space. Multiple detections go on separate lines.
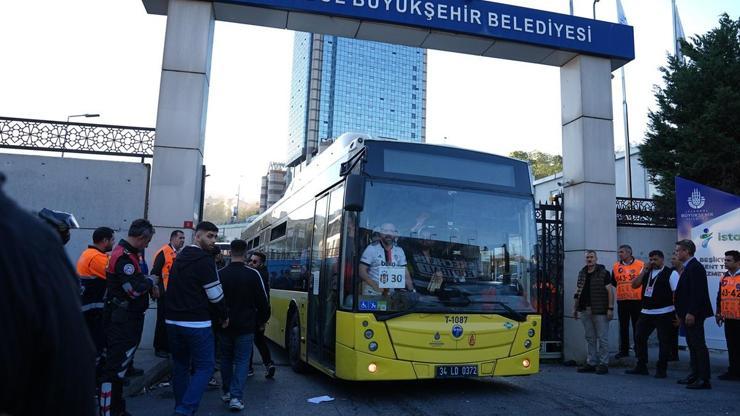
676, 176, 740, 350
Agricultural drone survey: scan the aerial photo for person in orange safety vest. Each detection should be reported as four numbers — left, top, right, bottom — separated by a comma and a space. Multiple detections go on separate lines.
610, 244, 645, 359
151, 229, 185, 357
716, 250, 740, 381
76, 227, 115, 377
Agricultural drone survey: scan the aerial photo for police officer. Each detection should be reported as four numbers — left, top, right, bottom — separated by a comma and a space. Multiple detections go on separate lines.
77, 227, 116, 379
151, 229, 185, 358
99, 219, 158, 416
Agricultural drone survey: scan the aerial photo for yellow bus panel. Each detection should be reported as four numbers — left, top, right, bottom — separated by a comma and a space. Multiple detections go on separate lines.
334, 312, 541, 380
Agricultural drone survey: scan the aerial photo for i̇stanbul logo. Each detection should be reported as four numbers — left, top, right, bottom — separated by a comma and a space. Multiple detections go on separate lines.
688, 188, 706, 209
700, 228, 713, 248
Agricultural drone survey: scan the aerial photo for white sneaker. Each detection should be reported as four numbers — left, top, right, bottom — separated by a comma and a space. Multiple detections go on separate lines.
229, 398, 245, 411
221, 392, 231, 403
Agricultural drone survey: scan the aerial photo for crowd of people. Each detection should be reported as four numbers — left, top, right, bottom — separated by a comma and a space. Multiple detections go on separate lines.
0, 171, 273, 416
2, 172, 738, 415
573, 242, 740, 389
79, 220, 273, 416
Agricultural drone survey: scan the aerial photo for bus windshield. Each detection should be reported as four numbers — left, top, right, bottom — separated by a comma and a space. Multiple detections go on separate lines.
353, 180, 537, 316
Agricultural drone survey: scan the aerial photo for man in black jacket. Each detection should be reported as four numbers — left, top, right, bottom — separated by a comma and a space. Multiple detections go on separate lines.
248, 250, 275, 378
217, 240, 270, 411
674, 239, 714, 389
0, 172, 96, 415
165, 221, 228, 416
572, 250, 615, 375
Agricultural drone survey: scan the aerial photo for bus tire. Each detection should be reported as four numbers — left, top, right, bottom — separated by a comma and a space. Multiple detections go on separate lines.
287, 311, 309, 373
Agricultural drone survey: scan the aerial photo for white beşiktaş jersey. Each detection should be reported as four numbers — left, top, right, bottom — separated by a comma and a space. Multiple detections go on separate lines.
360, 241, 407, 295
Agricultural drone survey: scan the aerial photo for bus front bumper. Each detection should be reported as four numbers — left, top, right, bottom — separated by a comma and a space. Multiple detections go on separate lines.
335, 344, 539, 381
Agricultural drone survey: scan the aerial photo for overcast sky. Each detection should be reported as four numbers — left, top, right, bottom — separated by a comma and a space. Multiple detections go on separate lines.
1, 0, 738, 202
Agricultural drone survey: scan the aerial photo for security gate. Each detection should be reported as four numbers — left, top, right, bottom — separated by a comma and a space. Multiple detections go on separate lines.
536, 195, 564, 359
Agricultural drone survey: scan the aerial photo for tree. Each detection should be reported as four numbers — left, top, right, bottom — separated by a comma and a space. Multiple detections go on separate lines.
203, 195, 259, 224
639, 14, 740, 214
509, 150, 563, 179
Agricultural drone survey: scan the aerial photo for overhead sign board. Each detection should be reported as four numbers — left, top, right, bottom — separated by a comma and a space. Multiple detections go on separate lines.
143, 0, 634, 69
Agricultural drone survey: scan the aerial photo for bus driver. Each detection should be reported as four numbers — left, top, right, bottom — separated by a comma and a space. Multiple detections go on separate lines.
359, 223, 416, 296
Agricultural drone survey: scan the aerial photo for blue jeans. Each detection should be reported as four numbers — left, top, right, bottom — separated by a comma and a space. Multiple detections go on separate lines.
219, 332, 254, 400
167, 324, 215, 416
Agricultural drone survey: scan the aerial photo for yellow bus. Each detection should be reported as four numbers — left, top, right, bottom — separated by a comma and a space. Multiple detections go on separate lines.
242, 133, 540, 380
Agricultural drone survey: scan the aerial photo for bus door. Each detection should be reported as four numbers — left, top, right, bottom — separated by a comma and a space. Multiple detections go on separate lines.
307, 186, 344, 370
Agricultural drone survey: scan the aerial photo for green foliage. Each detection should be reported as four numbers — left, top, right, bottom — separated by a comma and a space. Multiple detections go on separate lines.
639, 14, 740, 214
203, 195, 259, 225
509, 150, 563, 179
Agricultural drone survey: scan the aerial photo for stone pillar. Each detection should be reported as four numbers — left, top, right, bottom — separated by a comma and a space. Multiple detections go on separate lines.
148, 0, 214, 254
560, 56, 617, 362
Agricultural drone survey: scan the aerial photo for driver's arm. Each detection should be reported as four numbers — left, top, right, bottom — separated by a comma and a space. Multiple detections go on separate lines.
359, 263, 379, 292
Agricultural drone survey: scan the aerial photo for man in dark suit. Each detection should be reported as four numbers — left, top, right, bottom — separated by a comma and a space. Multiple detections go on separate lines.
674, 239, 714, 389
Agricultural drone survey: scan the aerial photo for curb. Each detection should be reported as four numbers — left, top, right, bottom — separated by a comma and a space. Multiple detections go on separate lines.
124, 358, 171, 398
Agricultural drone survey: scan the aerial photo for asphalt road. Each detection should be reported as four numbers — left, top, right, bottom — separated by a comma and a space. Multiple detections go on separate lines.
128, 346, 739, 416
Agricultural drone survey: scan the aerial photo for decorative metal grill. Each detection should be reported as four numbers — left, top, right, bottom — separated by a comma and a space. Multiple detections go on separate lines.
616, 197, 676, 228
536, 195, 564, 356
0, 116, 154, 158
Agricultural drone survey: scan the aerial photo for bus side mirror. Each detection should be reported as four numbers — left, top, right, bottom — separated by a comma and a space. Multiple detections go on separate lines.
344, 175, 365, 212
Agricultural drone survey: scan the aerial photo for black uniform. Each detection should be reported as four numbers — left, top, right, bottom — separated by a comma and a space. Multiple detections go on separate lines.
100, 239, 155, 415
248, 264, 274, 372
0, 176, 96, 415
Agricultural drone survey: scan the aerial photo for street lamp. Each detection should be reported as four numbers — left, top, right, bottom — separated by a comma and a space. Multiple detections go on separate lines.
62, 113, 100, 157
592, 0, 600, 19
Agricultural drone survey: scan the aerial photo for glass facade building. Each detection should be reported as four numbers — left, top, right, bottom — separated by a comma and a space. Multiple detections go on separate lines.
287, 33, 427, 166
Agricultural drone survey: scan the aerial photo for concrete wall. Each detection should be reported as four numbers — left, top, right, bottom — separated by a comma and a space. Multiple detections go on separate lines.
617, 226, 677, 262
0, 153, 149, 262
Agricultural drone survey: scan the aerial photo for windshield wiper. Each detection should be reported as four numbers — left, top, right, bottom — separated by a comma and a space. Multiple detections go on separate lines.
488, 301, 527, 322
374, 309, 417, 321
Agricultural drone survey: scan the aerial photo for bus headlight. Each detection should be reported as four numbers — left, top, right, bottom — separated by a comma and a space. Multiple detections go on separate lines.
522, 359, 531, 368
524, 339, 532, 349
368, 341, 378, 352
364, 329, 374, 339
528, 328, 535, 337
368, 363, 378, 373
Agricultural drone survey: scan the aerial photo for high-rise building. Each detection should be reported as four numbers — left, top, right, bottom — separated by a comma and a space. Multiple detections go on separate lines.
286, 33, 427, 166
259, 161, 287, 213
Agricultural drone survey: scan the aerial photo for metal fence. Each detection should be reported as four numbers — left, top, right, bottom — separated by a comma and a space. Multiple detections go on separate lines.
0, 116, 154, 158
534, 195, 674, 359
616, 197, 676, 228
536, 195, 564, 358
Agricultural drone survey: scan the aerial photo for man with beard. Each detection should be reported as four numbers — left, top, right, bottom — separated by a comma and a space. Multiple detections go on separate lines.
165, 221, 228, 415
77, 227, 116, 379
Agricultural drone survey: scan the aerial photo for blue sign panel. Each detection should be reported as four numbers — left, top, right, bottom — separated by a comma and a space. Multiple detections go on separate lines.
221, 0, 634, 62
676, 177, 740, 350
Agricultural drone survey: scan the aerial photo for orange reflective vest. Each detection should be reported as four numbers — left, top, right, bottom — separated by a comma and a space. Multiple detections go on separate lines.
613, 259, 644, 301
154, 244, 177, 289
719, 271, 740, 320
76, 246, 108, 280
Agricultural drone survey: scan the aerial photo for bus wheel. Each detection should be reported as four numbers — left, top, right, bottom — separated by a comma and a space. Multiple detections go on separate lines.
287, 312, 309, 373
